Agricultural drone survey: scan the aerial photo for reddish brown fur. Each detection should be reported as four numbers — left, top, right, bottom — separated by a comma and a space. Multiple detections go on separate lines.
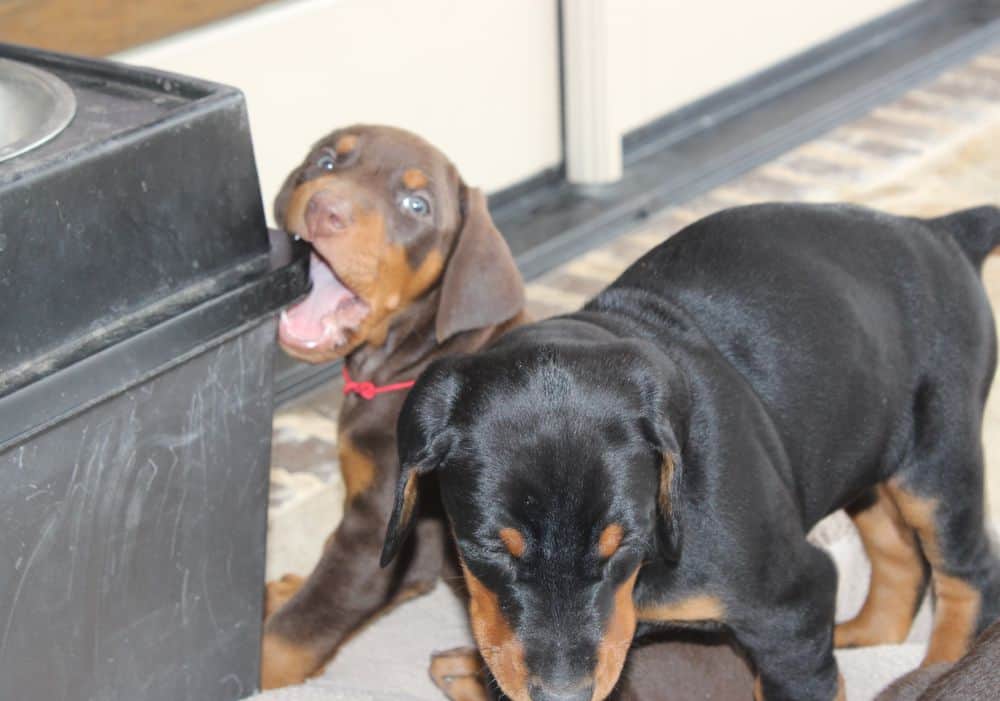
402, 168, 428, 190
337, 434, 376, 502
335, 134, 358, 154
262, 126, 527, 690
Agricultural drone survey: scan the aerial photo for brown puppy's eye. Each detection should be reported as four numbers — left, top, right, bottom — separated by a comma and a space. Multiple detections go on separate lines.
317, 154, 336, 171
402, 194, 430, 216
598, 523, 624, 559
499, 527, 526, 558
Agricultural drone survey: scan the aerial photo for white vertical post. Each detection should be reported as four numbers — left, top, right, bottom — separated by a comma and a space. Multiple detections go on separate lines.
561, 0, 622, 185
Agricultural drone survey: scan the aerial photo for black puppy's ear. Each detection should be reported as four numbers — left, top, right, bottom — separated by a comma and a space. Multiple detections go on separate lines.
380, 370, 459, 567
639, 412, 684, 563
435, 185, 525, 343
379, 443, 449, 567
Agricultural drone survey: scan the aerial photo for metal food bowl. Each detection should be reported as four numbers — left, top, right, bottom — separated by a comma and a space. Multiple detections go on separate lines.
0, 57, 76, 163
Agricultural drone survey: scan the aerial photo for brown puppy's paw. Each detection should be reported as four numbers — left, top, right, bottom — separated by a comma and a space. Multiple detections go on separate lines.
430, 647, 490, 701
260, 632, 320, 690
264, 574, 305, 620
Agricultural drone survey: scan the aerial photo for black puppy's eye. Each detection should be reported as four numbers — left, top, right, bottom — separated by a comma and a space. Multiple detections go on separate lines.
402, 195, 430, 216
317, 154, 336, 171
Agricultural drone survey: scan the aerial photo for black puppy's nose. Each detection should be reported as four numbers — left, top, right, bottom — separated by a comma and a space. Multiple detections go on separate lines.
528, 681, 593, 701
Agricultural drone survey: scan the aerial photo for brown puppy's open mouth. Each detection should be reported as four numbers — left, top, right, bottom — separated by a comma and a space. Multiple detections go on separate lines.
278, 250, 370, 352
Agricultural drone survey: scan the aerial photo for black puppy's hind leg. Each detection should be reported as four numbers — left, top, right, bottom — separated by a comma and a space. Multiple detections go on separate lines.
835, 484, 927, 648
734, 544, 845, 701
887, 380, 1000, 665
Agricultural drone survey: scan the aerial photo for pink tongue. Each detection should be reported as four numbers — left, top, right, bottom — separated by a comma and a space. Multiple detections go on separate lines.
280, 253, 355, 345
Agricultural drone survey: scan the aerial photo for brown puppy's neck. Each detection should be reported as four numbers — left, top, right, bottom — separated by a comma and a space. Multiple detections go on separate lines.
344, 288, 526, 387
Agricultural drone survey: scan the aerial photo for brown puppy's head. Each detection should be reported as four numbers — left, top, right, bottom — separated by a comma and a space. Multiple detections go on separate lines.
275, 125, 523, 362
381, 339, 684, 701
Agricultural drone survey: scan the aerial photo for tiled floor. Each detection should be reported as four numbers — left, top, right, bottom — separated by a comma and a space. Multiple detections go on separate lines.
267, 46, 1000, 581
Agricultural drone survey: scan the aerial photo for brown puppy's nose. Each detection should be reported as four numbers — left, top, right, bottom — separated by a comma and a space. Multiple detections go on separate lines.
304, 190, 352, 237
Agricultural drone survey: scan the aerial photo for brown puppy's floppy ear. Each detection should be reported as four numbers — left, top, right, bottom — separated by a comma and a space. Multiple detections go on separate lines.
435, 186, 525, 343
381, 365, 459, 566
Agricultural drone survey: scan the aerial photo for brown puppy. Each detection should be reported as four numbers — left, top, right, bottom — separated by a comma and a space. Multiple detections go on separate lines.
260, 125, 527, 689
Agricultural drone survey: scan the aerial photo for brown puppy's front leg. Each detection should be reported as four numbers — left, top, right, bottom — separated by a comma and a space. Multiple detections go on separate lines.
261, 470, 444, 689
430, 647, 494, 701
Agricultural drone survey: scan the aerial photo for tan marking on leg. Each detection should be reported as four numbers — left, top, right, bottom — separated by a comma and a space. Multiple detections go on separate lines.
338, 433, 376, 501
593, 567, 640, 701
835, 485, 924, 647
430, 647, 490, 701
637, 594, 725, 623
887, 482, 982, 665
264, 573, 305, 620
462, 564, 529, 701
753, 676, 764, 701
925, 574, 981, 664
402, 168, 429, 190
260, 632, 320, 689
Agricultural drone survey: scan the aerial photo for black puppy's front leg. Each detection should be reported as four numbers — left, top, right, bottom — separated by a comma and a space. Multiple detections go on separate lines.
732, 545, 843, 701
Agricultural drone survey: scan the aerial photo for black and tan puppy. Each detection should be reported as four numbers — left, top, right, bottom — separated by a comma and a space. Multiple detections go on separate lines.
382, 203, 1000, 701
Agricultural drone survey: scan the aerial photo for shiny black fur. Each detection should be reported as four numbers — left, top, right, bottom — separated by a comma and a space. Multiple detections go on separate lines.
384, 203, 1000, 701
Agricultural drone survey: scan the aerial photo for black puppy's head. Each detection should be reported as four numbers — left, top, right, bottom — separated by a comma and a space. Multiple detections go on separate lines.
381, 340, 683, 701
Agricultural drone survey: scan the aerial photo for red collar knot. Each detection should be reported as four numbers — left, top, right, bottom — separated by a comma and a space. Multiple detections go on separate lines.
342, 365, 416, 400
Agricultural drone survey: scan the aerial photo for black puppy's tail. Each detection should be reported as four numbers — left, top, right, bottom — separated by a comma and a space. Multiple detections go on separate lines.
932, 205, 1000, 268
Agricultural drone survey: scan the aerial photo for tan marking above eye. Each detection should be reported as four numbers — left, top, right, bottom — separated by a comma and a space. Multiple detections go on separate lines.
335, 134, 358, 155
598, 523, 624, 558
402, 168, 429, 190
499, 527, 526, 558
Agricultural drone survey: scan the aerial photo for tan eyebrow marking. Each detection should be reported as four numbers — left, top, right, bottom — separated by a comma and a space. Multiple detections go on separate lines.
598, 523, 624, 558
402, 168, 428, 190
499, 527, 526, 558
335, 134, 358, 155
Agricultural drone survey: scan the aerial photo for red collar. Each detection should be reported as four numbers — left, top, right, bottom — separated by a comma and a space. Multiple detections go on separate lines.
342, 365, 415, 400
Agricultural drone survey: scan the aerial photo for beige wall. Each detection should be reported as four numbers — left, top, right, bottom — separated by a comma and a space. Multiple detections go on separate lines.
115, 0, 562, 223
114, 0, 912, 209
606, 0, 911, 136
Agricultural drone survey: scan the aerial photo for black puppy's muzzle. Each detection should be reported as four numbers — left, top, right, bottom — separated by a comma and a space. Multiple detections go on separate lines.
528, 679, 593, 701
